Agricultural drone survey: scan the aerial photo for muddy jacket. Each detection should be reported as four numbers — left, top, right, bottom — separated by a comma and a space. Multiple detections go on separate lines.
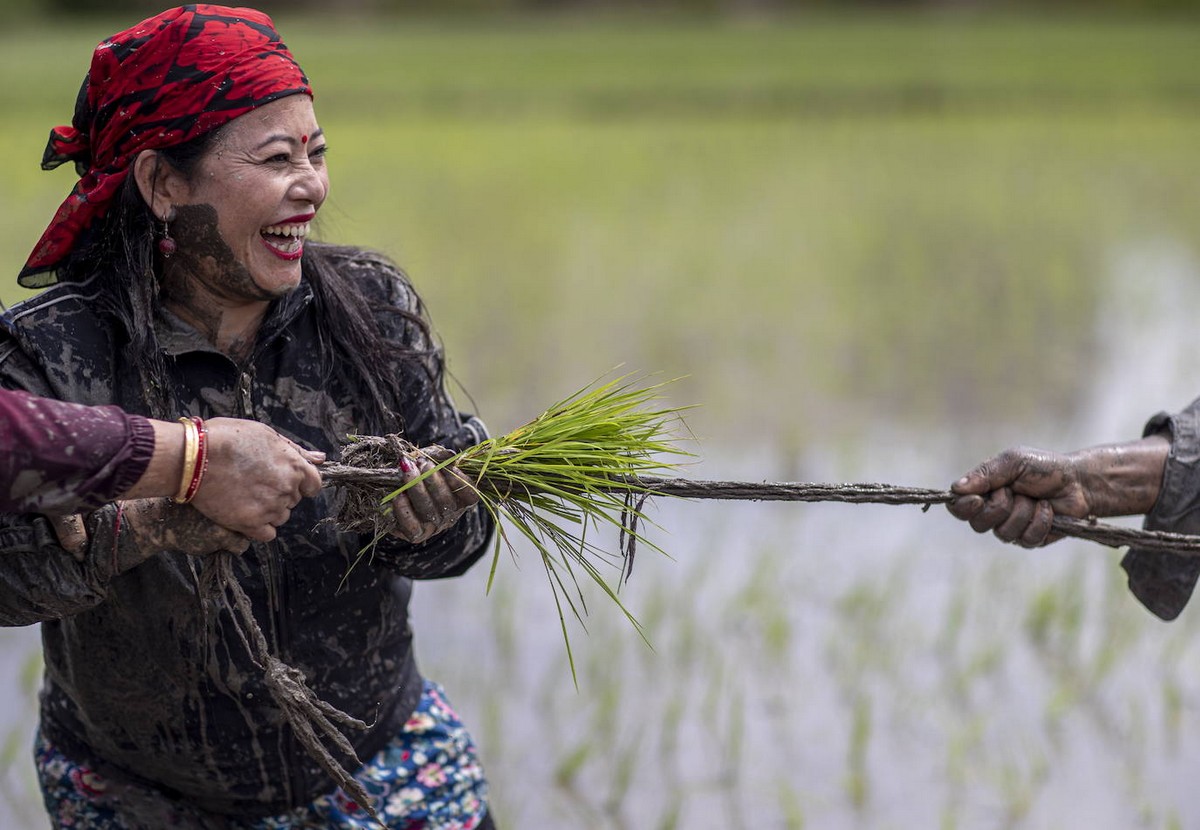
0, 389, 154, 514
0, 250, 493, 816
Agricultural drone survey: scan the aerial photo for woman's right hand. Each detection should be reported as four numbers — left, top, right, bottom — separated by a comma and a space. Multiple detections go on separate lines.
123, 498, 251, 557
190, 418, 325, 542
51, 499, 251, 566
946, 446, 1092, 548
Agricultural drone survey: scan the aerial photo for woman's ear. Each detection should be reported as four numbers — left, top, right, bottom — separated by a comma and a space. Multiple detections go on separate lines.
132, 150, 185, 221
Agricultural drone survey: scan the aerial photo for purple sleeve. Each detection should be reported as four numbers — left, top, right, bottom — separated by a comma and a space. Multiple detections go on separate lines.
0, 389, 157, 514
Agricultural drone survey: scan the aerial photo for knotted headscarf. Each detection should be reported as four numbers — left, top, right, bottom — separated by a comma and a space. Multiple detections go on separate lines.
20, 4, 313, 288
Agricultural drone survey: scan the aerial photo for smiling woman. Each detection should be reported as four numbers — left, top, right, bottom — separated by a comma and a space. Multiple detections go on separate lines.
0, 5, 498, 829
136, 97, 331, 356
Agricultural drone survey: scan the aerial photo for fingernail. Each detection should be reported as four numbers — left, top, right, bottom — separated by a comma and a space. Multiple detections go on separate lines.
399, 457, 416, 474
955, 476, 969, 488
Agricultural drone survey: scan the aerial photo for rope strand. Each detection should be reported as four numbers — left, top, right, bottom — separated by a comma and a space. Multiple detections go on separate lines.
320, 465, 1200, 557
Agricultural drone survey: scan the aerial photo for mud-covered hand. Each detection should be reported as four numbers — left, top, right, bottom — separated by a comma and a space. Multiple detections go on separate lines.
946, 446, 1090, 547
190, 418, 324, 542
50, 498, 250, 569
389, 446, 480, 544
126, 496, 251, 555
947, 436, 1170, 548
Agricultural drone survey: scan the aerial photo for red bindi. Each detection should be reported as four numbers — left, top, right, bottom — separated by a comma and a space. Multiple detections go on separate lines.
301, 134, 308, 144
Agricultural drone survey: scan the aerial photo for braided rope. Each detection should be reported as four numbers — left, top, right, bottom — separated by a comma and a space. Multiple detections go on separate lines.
319, 466, 1200, 557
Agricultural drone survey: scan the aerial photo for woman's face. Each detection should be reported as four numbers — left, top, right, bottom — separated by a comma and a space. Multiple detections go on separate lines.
169, 95, 329, 301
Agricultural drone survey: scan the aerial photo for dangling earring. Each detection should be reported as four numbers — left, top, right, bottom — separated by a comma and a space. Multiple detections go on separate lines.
158, 216, 177, 258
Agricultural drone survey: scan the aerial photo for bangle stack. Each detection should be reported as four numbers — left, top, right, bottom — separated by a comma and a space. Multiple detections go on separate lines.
173, 416, 209, 504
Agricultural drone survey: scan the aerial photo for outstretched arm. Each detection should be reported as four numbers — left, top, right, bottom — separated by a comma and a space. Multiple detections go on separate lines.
0, 389, 323, 541
947, 435, 1169, 547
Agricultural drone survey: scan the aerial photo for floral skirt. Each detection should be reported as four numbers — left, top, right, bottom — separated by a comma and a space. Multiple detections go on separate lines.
36, 680, 490, 829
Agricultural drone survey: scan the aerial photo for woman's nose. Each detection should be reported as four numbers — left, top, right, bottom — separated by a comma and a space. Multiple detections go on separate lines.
291, 161, 328, 206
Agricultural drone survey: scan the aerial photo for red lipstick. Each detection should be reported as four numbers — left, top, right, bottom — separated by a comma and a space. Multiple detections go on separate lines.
275, 213, 316, 224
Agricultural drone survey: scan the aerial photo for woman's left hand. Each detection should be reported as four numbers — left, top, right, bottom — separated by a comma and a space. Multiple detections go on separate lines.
389, 447, 480, 544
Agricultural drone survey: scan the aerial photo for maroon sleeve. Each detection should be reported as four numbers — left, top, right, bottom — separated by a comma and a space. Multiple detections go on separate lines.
0, 389, 156, 514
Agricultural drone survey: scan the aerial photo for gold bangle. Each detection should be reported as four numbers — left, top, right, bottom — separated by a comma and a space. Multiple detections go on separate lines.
181, 417, 209, 503
173, 416, 199, 504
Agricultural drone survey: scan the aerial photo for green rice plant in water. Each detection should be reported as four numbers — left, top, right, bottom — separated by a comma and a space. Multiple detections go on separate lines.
334, 373, 694, 682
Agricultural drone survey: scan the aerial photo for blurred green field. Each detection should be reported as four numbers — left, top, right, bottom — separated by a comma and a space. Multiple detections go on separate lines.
5, 12, 1200, 829
2, 13, 1199, 450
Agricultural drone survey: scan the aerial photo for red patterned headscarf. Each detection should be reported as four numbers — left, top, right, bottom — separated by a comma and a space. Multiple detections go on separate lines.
20, 4, 313, 288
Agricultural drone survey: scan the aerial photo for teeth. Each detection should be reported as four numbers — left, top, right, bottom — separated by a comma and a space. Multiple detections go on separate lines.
261, 221, 311, 238
266, 236, 302, 253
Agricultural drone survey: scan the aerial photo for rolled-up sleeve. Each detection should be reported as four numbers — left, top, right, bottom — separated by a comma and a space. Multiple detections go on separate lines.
0, 389, 156, 514
1121, 398, 1200, 620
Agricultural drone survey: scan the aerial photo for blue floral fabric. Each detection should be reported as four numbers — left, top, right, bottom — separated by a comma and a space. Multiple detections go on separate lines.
36, 680, 490, 829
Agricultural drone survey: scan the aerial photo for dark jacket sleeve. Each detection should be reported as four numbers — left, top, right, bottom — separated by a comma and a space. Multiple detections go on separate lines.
0, 389, 156, 514
0, 503, 132, 626
1121, 398, 1200, 620
0, 341, 134, 625
344, 255, 495, 579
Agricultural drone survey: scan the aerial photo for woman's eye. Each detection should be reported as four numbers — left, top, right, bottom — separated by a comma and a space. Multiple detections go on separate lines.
310, 145, 329, 159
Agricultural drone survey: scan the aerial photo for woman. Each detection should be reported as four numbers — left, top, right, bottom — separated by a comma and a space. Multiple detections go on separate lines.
0, 388, 322, 544
1, 5, 496, 828
947, 405, 1198, 622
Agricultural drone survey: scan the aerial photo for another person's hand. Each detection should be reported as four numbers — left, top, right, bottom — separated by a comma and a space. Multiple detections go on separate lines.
948, 435, 1170, 548
947, 447, 1090, 547
389, 446, 479, 544
189, 418, 324, 542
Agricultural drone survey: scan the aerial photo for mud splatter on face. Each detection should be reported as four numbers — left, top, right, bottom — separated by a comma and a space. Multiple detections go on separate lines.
159, 203, 277, 358
164, 203, 275, 303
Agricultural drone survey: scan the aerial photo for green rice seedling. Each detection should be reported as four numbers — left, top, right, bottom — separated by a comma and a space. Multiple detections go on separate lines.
656, 799, 683, 830
996, 754, 1048, 826
605, 732, 643, 822
334, 372, 694, 681
553, 741, 593, 790
777, 783, 806, 830
845, 693, 873, 812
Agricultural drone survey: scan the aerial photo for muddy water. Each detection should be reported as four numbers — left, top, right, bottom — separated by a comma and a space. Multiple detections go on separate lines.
410, 239, 1200, 829
3, 241, 1200, 828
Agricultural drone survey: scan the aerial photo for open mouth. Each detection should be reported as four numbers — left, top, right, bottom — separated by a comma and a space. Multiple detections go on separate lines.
260, 221, 310, 260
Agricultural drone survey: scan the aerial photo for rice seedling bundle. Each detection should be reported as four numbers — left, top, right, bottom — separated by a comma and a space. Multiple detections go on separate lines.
327, 373, 694, 676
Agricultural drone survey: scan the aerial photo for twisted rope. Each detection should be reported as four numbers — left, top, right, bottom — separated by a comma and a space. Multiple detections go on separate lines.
320, 467, 1200, 557
632, 478, 1200, 555
198, 553, 378, 823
